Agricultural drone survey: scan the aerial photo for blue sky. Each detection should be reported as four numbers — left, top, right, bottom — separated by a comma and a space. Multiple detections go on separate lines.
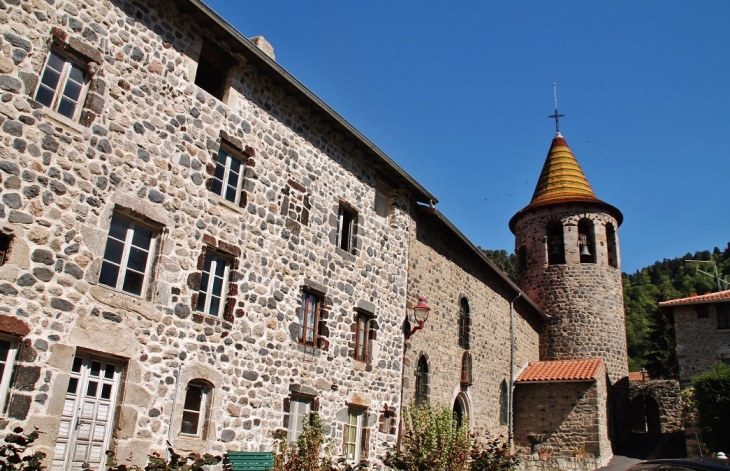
204, 1, 730, 274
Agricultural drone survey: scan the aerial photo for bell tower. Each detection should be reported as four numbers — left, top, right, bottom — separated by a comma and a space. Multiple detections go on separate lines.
509, 130, 628, 385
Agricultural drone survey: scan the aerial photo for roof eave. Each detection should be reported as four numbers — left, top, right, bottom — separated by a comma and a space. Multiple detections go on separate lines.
509, 199, 623, 233
173, 0, 437, 205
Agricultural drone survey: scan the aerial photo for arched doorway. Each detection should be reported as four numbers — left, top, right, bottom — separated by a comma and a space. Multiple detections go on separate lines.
630, 394, 661, 434
453, 393, 469, 429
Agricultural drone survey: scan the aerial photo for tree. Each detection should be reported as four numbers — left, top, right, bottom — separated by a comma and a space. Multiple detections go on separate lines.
480, 249, 516, 283
692, 363, 730, 453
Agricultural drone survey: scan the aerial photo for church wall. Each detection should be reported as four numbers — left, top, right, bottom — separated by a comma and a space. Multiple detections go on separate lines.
0, 0, 415, 467
404, 208, 542, 436
513, 206, 628, 385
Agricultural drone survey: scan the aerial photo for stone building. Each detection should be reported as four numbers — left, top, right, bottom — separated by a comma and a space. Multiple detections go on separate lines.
0, 0, 440, 468
0, 0, 638, 469
659, 290, 730, 387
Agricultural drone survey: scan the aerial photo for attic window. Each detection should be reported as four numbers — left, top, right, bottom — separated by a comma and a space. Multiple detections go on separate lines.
195, 40, 232, 101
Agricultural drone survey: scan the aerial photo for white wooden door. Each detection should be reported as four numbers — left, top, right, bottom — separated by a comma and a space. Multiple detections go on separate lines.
52, 354, 122, 471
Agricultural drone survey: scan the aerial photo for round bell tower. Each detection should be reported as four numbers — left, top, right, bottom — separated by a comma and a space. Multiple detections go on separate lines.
509, 131, 628, 385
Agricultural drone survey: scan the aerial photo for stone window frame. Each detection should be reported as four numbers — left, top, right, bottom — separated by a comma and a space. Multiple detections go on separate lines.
458, 295, 471, 350
205, 134, 255, 210
99, 211, 161, 300
0, 334, 19, 413
173, 364, 222, 447
716, 303, 730, 331
283, 386, 320, 443
179, 379, 213, 439
193, 39, 236, 102
190, 235, 241, 324
32, 31, 105, 127
546, 222, 566, 265
0, 233, 11, 267
342, 405, 370, 465
415, 354, 430, 405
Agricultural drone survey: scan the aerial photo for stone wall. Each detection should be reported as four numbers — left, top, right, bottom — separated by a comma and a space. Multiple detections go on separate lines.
0, 0, 421, 467
404, 208, 543, 436
628, 379, 683, 434
512, 205, 628, 386
672, 303, 730, 387
513, 371, 611, 461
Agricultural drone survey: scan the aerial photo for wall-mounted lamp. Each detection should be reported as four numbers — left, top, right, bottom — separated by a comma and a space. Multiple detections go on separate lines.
404, 297, 431, 340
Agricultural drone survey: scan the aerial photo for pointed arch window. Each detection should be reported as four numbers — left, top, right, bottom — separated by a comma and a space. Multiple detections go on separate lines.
606, 223, 618, 268
578, 219, 596, 264
460, 352, 473, 387
415, 356, 429, 405
546, 223, 565, 265
458, 297, 471, 349
499, 380, 509, 425
180, 380, 212, 438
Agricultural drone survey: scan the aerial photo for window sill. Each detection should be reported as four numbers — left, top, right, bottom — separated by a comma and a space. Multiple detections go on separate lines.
295, 343, 321, 357
35, 103, 89, 138
89, 284, 160, 322
191, 312, 232, 329
335, 247, 356, 263
208, 195, 244, 215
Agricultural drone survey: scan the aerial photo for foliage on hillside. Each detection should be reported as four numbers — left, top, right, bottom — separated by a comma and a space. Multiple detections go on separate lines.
623, 244, 730, 377
480, 249, 517, 282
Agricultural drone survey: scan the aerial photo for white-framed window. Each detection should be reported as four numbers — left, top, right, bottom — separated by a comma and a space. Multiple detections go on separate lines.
211, 148, 243, 203
287, 396, 312, 442
99, 213, 157, 297
195, 251, 230, 317
180, 381, 211, 437
353, 313, 373, 362
0, 335, 18, 411
299, 291, 321, 347
336, 204, 356, 253
34, 48, 89, 121
343, 408, 367, 463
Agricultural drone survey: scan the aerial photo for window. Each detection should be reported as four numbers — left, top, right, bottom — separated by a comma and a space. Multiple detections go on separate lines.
299, 291, 321, 347
717, 304, 730, 330
34, 48, 88, 120
354, 313, 374, 362
415, 355, 429, 405
458, 297, 471, 349
546, 223, 565, 265
286, 396, 312, 442
453, 394, 467, 429
99, 213, 157, 297
697, 304, 709, 319
343, 407, 368, 464
211, 148, 243, 203
336, 204, 356, 253
578, 219, 596, 264
194, 40, 232, 101
180, 381, 211, 437
0, 234, 10, 266
499, 380, 509, 425
517, 246, 527, 275
374, 181, 392, 219
721, 353, 730, 366
0, 335, 18, 411
606, 223, 618, 268
460, 352, 473, 387
195, 251, 230, 317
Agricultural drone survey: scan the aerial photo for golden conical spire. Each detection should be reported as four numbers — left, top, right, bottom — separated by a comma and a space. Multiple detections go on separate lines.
528, 132, 599, 207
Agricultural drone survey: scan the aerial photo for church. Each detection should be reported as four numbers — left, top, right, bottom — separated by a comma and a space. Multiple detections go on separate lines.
0, 0, 636, 469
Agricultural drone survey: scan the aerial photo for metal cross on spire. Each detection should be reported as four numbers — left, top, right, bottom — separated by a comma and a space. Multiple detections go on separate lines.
548, 83, 565, 133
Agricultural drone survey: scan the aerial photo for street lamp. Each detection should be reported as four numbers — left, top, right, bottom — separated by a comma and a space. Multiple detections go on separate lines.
404, 297, 431, 339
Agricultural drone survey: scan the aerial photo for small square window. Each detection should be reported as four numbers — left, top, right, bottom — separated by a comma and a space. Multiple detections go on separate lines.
697, 304, 709, 319
337, 204, 357, 253
34, 48, 89, 121
0, 234, 11, 266
195, 41, 232, 101
299, 291, 321, 347
210, 148, 243, 203
195, 251, 231, 317
99, 213, 158, 297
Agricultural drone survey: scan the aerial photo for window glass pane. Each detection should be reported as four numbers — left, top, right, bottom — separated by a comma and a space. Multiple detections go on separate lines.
126, 247, 149, 272
102, 239, 125, 264
90, 361, 101, 377
57, 97, 76, 119
229, 156, 241, 172
213, 259, 226, 277
131, 226, 153, 249
122, 270, 144, 296
211, 275, 223, 295
184, 386, 203, 410
196, 293, 207, 312
101, 383, 112, 400
47, 51, 65, 71
67, 377, 79, 394
99, 262, 120, 288
40, 68, 61, 90
208, 296, 220, 316
86, 381, 98, 397
72, 357, 84, 372
181, 411, 200, 434
199, 272, 210, 293
68, 63, 85, 83
0, 364, 5, 382
0, 340, 10, 362
225, 186, 236, 202
108, 216, 128, 240
104, 364, 115, 379
203, 254, 212, 271
34, 85, 55, 107
214, 162, 225, 180
211, 179, 223, 197
62, 80, 82, 101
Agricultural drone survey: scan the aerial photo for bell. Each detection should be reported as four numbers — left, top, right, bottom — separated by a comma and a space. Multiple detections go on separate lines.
551, 244, 563, 255
580, 244, 591, 257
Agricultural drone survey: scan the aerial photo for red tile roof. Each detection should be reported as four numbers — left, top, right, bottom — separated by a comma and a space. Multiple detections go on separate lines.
516, 359, 604, 383
628, 371, 649, 382
658, 290, 730, 307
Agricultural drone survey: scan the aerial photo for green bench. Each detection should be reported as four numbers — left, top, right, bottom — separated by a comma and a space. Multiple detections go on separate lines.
224, 452, 274, 471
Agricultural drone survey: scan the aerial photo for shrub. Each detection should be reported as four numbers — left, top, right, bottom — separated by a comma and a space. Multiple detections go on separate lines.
470, 434, 518, 471
693, 363, 730, 453
0, 427, 46, 471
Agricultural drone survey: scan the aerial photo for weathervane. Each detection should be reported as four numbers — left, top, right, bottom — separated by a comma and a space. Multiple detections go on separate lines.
548, 83, 565, 133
